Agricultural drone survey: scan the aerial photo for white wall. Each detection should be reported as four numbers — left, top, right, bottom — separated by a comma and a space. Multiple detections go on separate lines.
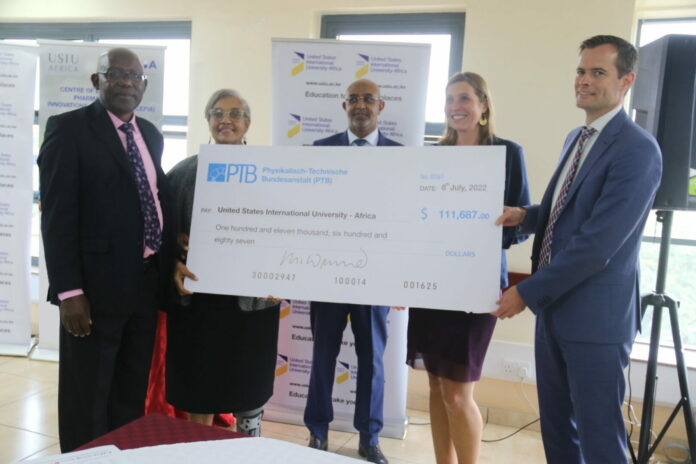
2, 0, 639, 344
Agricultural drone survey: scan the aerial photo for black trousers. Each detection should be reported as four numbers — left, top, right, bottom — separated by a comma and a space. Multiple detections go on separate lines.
58, 263, 158, 452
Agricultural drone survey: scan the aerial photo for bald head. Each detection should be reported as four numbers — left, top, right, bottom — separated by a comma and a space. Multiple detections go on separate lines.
346, 79, 380, 98
91, 48, 147, 122
342, 79, 385, 138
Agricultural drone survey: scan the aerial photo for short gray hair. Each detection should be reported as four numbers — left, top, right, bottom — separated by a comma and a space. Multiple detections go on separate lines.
204, 89, 251, 120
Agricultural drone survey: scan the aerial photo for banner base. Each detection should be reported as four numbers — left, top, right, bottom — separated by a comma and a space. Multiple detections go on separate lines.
30, 346, 59, 362
0, 338, 36, 357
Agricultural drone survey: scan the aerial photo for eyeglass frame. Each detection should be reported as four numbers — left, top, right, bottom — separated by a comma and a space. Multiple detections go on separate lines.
207, 108, 250, 120
344, 95, 381, 105
97, 70, 147, 83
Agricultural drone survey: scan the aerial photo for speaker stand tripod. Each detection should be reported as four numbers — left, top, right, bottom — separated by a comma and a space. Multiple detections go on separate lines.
629, 210, 696, 464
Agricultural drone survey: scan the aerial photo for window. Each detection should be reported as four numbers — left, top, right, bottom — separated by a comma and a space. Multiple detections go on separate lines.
321, 13, 465, 142
636, 19, 696, 349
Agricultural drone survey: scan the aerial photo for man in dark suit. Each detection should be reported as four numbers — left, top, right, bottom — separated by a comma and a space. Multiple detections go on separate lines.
304, 79, 399, 464
494, 36, 662, 463
38, 48, 172, 452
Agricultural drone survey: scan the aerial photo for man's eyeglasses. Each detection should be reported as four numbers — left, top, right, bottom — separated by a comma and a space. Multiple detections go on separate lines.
207, 108, 248, 120
345, 95, 380, 105
98, 70, 147, 83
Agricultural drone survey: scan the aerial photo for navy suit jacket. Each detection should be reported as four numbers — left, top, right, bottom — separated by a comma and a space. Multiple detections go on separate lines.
312, 130, 402, 147
38, 100, 174, 315
517, 110, 662, 345
491, 137, 531, 288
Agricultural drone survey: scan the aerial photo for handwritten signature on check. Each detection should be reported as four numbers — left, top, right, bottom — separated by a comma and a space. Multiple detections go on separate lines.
280, 248, 369, 270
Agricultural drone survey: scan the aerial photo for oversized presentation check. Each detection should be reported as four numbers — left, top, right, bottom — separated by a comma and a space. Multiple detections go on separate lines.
186, 144, 504, 312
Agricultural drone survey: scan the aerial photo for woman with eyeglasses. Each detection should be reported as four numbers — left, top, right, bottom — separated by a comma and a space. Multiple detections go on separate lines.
406, 73, 530, 464
164, 89, 280, 435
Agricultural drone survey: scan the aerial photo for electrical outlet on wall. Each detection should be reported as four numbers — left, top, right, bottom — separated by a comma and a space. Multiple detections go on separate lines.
502, 359, 532, 380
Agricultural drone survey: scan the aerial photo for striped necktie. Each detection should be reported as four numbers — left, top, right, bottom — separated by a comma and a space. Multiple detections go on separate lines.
537, 126, 596, 268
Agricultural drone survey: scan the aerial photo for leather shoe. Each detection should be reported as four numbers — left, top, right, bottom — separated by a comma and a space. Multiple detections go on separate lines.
308, 434, 328, 451
358, 443, 388, 464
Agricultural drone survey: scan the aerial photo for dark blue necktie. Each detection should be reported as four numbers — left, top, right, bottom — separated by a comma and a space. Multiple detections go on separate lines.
119, 122, 162, 252
353, 139, 368, 146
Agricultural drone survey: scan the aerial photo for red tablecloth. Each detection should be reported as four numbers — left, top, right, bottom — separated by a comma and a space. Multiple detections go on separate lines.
77, 414, 245, 451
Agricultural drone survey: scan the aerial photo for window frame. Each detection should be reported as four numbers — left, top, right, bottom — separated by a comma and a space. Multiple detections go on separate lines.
0, 21, 191, 133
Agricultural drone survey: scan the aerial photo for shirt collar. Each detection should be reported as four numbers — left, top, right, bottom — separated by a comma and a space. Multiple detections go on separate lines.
347, 128, 379, 146
587, 104, 622, 134
107, 109, 136, 129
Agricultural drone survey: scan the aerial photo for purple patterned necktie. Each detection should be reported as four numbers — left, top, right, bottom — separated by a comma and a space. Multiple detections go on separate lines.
537, 126, 596, 268
119, 122, 162, 253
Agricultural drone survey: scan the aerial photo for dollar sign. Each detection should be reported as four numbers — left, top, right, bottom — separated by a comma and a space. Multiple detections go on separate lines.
420, 207, 428, 220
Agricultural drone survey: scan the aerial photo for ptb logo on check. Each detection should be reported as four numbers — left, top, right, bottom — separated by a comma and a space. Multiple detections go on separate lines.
207, 163, 258, 183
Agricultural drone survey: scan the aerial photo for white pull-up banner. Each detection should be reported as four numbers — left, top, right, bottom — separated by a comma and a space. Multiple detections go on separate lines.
0, 43, 37, 355
268, 38, 431, 439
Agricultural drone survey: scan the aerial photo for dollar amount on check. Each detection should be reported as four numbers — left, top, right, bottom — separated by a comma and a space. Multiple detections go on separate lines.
185, 144, 505, 313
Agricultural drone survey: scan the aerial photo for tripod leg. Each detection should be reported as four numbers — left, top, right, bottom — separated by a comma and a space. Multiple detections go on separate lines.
667, 299, 696, 456
637, 303, 663, 463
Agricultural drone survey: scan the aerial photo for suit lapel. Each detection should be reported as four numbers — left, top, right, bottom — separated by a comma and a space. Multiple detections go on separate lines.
137, 117, 168, 195
138, 117, 161, 166
540, 129, 581, 217
340, 131, 350, 146
88, 101, 135, 180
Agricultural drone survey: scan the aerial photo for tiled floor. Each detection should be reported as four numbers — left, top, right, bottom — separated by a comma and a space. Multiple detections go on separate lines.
0, 355, 546, 463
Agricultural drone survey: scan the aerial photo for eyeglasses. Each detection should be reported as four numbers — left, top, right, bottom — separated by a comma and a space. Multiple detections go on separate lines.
345, 95, 380, 105
98, 70, 147, 83
208, 108, 248, 120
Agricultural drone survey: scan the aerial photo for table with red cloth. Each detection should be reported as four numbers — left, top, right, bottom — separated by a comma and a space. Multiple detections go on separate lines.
77, 413, 246, 451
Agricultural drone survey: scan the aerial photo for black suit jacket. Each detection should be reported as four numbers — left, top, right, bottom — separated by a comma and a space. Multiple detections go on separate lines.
312, 130, 402, 146
38, 100, 174, 316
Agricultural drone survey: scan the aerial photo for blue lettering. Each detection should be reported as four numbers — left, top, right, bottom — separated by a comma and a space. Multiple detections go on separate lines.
225, 164, 257, 183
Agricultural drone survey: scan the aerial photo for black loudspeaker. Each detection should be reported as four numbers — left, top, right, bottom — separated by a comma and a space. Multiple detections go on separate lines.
631, 34, 696, 210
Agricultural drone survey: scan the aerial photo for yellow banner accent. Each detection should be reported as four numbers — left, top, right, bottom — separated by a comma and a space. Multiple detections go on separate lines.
291, 61, 305, 76
336, 371, 349, 384
287, 124, 301, 138
279, 306, 291, 319
355, 65, 369, 79
276, 364, 289, 376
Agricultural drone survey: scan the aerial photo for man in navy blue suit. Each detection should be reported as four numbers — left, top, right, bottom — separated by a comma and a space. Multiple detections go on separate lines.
304, 79, 400, 464
495, 35, 662, 463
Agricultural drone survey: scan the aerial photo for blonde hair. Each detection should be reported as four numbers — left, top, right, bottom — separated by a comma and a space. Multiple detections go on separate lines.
439, 72, 495, 146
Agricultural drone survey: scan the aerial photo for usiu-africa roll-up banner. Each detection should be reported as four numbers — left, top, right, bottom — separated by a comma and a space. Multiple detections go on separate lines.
0, 43, 37, 355
33, 40, 165, 360
271, 38, 429, 147
267, 39, 431, 438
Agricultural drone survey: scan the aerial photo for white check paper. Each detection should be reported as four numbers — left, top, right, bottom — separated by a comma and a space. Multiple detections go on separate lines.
186, 145, 504, 312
